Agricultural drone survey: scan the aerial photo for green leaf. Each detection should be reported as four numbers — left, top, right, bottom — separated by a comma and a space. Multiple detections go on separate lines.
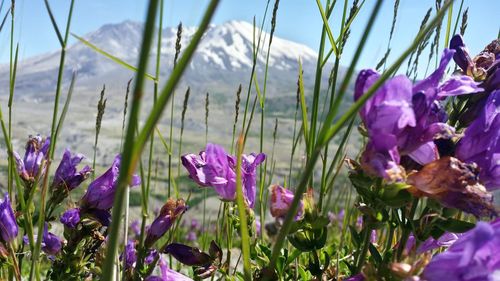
379, 189, 413, 208
369, 243, 382, 265
436, 218, 475, 233
310, 216, 330, 230
349, 226, 361, 248
287, 249, 302, 266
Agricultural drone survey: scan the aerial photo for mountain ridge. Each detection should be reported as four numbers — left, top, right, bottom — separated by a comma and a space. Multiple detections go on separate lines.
0, 19, 326, 100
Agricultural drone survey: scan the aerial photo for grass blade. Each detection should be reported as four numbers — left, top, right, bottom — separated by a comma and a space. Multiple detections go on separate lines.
72, 33, 156, 81
444, 1, 453, 48
100, 0, 160, 279
155, 127, 172, 155
0, 6, 10, 34
315, 0, 338, 58
235, 135, 252, 280
298, 60, 310, 154
44, 0, 64, 46
102, 1, 220, 280
54, 71, 77, 140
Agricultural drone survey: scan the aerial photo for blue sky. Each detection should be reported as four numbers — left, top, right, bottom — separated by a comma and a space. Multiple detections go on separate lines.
0, 0, 498, 73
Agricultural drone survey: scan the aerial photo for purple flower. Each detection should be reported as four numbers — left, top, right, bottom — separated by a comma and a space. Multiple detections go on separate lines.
456, 90, 500, 190
181, 143, 265, 207
182, 144, 235, 200
190, 219, 199, 230
345, 273, 364, 281
356, 216, 363, 229
41, 224, 62, 256
356, 50, 481, 180
417, 232, 461, 254
145, 249, 159, 265
14, 135, 50, 182
81, 155, 140, 210
449, 35, 500, 126
130, 220, 141, 236
145, 277, 163, 281
450, 34, 500, 82
233, 153, 266, 208
145, 199, 187, 248
60, 208, 81, 228
121, 240, 137, 270
52, 149, 91, 191
370, 230, 377, 244
328, 209, 345, 227
404, 234, 416, 255
269, 185, 303, 221
146, 255, 194, 281
255, 219, 261, 237
423, 219, 500, 281
185, 231, 197, 242
0, 193, 18, 243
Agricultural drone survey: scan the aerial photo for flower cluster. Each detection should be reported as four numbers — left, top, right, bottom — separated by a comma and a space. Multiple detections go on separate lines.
347, 34, 499, 280
355, 44, 499, 218
14, 135, 51, 184
356, 49, 481, 182
59, 154, 141, 228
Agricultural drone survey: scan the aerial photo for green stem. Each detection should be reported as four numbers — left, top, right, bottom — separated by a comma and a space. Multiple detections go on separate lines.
356, 227, 371, 273
235, 136, 252, 280
100, 1, 159, 279
396, 198, 419, 260
240, 2, 270, 134
30, 2, 75, 280
7, 243, 20, 281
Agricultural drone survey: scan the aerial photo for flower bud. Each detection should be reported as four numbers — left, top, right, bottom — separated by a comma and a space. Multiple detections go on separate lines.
269, 185, 303, 221
145, 198, 187, 248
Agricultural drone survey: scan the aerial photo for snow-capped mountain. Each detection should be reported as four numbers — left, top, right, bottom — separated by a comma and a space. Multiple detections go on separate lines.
1, 20, 324, 100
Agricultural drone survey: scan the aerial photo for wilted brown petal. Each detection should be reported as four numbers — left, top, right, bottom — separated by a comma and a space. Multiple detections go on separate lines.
407, 157, 497, 217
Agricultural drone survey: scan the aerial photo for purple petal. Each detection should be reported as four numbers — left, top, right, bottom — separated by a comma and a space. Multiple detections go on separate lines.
60, 208, 81, 228
0, 193, 18, 243
408, 141, 439, 165
42, 223, 62, 256
414, 49, 455, 98
437, 75, 483, 97
181, 153, 211, 187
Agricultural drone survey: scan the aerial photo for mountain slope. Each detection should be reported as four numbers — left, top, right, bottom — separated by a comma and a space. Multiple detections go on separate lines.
0, 20, 324, 99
